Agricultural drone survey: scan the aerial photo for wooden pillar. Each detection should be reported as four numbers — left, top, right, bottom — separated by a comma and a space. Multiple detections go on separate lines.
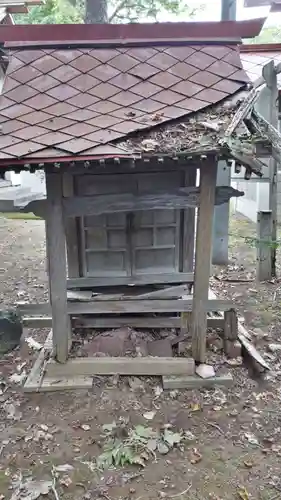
183, 167, 196, 273
257, 210, 272, 282
63, 173, 80, 278
191, 162, 217, 363
45, 171, 70, 363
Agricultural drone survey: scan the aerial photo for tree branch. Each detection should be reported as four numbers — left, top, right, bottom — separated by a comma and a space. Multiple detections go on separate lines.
109, 0, 129, 22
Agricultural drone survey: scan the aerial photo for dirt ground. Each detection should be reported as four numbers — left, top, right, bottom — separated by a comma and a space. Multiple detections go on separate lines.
1, 214, 281, 500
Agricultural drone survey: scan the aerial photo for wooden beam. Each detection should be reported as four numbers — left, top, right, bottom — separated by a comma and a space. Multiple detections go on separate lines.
20, 314, 224, 330
162, 373, 233, 390
45, 172, 70, 363
257, 210, 272, 281
67, 273, 194, 288
17, 298, 233, 316
63, 173, 80, 278
46, 356, 195, 378
62, 187, 243, 217
22, 187, 243, 219
191, 162, 218, 363
182, 167, 196, 273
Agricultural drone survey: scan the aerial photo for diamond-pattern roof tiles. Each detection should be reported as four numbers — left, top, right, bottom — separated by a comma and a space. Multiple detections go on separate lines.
0, 43, 249, 160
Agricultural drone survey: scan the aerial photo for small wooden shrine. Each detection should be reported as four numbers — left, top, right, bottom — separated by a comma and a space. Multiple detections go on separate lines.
0, 21, 277, 390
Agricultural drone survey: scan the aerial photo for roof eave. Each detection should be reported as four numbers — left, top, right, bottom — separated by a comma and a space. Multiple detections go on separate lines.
0, 18, 266, 46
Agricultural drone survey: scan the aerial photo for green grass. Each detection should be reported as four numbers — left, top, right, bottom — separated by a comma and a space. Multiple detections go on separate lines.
0, 212, 41, 220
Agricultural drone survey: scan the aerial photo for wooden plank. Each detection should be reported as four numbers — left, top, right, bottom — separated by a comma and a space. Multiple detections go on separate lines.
46, 356, 195, 378
257, 210, 272, 282
191, 162, 218, 363
238, 324, 270, 370
136, 284, 190, 299
22, 316, 52, 328
21, 315, 223, 330
162, 373, 233, 390
24, 330, 53, 392
67, 273, 194, 288
61, 187, 244, 217
63, 173, 80, 278
224, 309, 238, 340
17, 298, 233, 315
182, 167, 196, 272
224, 309, 238, 355
24, 376, 93, 393
45, 172, 70, 363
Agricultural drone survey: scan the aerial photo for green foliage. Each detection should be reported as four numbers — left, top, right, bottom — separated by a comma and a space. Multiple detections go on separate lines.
245, 26, 281, 45
14, 0, 204, 25
14, 0, 83, 24
96, 421, 189, 470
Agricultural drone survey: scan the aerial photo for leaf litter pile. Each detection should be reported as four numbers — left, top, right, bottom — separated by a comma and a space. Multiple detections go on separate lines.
97, 420, 195, 469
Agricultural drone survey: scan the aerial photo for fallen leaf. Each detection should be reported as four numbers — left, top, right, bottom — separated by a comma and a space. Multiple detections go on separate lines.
10, 480, 52, 500
40, 424, 49, 432
190, 447, 202, 464
154, 386, 163, 398
237, 486, 249, 500
157, 442, 169, 455
163, 430, 183, 447
184, 431, 196, 441
25, 337, 43, 351
143, 411, 156, 421
190, 403, 201, 412
55, 464, 74, 473
59, 475, 72, 487
226, 357, 243, 366
244, 432, 259, 446
147, 439, 157, 452
9, 371, 27, 384
243, 460, 254, 468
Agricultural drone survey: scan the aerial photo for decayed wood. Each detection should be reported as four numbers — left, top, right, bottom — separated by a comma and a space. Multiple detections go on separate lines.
23, 187, 244, 219
63, 187, 244, 217
136, 284, 190, 299
183, 167, 196, 272
227, 144, 265, 177
251, 108, 281, 156
257, 210, 272, 281
22, 316, 52, 328
46, 356, 195, 378
223, 309, 238, 355
22, 315, 224, 330
24, 330, 53, 393
25, 376, 93, 393
224, 309, 238, 341
45, 172, 70, 363
238, 322, 270, 370
67, 273, 194, 288
191, 162, 217, 363
223, 86, 260, 139
162, 373, 233, 390
17, 298, 233, 316
63, 173, 80, 278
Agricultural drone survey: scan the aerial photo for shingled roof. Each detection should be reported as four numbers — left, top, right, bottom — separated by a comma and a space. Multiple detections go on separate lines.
0, 21, 266, 164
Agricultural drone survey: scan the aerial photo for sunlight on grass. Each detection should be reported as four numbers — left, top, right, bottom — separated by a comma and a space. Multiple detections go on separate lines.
0, 212, 41, 220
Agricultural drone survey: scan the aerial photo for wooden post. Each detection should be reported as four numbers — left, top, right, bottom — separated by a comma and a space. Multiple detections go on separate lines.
191, 162, 217, 363
211, 0, 237, 266
63, 173, 80, 278
256, 61, 278, 277
182, 167, 196, 274
257, 210, 272, 281
223, 309, 238, 355
45, 172, 70, 363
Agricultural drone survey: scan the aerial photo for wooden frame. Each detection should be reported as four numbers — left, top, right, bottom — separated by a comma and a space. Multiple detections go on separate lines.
23, 154, 242, 385
191, 161, 218, 362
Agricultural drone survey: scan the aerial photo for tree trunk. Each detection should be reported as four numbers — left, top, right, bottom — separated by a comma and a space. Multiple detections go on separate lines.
85, 0, 108, 23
